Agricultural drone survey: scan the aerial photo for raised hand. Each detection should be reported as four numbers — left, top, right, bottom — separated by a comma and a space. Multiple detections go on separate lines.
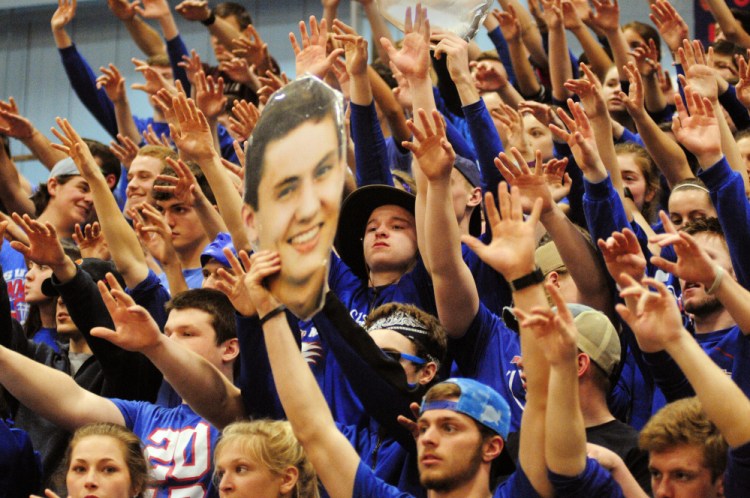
649, 0, 689, 55
380, 5, 431, 82
616, 274, 684, 353
518, 100, 561, 129
492, 7, 521, 43
549, 99, 607, 180
169, 92, 215, 160
630, 38, 659, 78
461, 183, 542, 280
389, 61, 413, 109
540, 0, 564, 30
245, 250, 283, 316
109, 134, 139, 169
470, 60, 509, 92
134, 0, 171, 19
177, 49, 203, 85
9, 213, 67, 268
514, 281, 578, 366
214, 249, 257, 317
589, 0, 620, 35
194, 71, 227, 121
232, 24, 272, 74
153, 157, 202, 208
563, 63, 607, 120
677, 39, 720, 103
73, 222, 111, 260
433, 31, 473, 85
333, 31, 369, 78
671, 86, 722, 164
91, 274, 163, 353
51, 0, 77, 31
50, 117, 101, 179
736, 52, 750, 110
97, 64, 127, 104
132, 58, 176, 96
649, 211, 719, 288
290, 16, 343, 79
107, 0, 139, 21
618, 62, 645, 119
219, 57, 260, 88
257, 70, 290, 106
561, 0, 584, 31
130, 202, 176, 265
175, 0, 211, 22
401, 109, 455, 182
494, 148, 568, 214
0, 98, 34, 139
228, 100, 260, 141
491, 103, 530, 154
142, 124, 172, 148
596, 228, 647, 287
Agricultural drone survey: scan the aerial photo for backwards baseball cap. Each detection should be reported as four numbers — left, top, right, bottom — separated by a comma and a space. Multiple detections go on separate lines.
334, 184, 416, 280
421, 378, 515, 474
535, 241, 566, 277
48, 157, 80, 181
200, 232, 236, 268
567, 304, 621, 377
42, 258, 126, 297
453, 155, 483, 238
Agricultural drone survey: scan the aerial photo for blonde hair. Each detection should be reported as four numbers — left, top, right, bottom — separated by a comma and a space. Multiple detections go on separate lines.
215, 420, 319, 498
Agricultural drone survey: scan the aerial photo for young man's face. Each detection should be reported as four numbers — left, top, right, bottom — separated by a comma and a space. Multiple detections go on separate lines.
417, 408, 490, 491
126, 155, 164, 210
164, 308, 227, 370
49, 176, 94, 226
244, 116, 345, 318
155, 198, 209, 256
679, 233, 733, 317
649, 444, 723, 498
56, 297, 79, 336
370, 328, 430, 385
362, 205, 417, 276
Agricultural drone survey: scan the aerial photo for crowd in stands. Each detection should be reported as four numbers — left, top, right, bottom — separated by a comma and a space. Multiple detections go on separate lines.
2, 0, 750, 496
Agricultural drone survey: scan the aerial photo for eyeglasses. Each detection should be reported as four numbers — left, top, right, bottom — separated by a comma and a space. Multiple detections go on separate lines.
381, 349, 426, 365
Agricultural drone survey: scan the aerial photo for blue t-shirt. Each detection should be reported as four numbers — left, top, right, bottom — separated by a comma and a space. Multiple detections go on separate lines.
448, 304, 526, 432
1, 240, 28, 324
726, 441, 750, 498
31, 327, 60, 353
111, 400, 219, 497
697, 326, 744, 375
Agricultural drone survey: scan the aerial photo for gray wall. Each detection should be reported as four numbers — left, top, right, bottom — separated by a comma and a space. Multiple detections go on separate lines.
0, 0, 693, 185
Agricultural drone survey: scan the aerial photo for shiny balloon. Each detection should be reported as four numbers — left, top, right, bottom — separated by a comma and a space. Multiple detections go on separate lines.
377, 0, 493, 41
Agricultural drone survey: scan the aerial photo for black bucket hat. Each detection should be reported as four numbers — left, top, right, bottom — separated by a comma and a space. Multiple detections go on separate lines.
334, 185, 416, 281
42, 258, 127, 297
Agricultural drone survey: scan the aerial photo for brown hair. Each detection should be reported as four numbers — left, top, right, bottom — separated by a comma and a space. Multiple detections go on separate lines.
215, 420, 319, 498
640, 397, 728, 480
365, 302, 447, 365
615, 142, 661, 223
61, 423, 150, 496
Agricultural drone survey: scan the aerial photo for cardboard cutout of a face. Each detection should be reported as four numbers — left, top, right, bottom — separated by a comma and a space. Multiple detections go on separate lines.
243, 76, 346, 320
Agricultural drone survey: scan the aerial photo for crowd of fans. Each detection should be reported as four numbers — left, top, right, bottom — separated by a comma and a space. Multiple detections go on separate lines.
1, 0, 750, 496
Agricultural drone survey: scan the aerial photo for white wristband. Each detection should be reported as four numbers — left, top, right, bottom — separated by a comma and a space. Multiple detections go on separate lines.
706, 265, 725, 295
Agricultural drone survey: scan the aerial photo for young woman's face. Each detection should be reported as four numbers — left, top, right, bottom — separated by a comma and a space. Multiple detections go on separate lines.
523, 114, 555, 160
668, 188, 716, 231
215, 441, 295, 498
603, 67, 625, 113
24, 262, 53, 305
66, 435, 133, 498
618, 153, 652, 210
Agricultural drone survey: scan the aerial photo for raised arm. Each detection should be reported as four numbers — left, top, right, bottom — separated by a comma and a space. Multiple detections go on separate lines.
563, 0, 612, 80
541, 0, 573, 102
91, 277, 245, 429
703, 0, 750, 48
590, 0, 632, 82
96, 64, 141, 144
108, 0, 167, 57
52, 118, 150, 289
246, 250, 361, 498
406, 109, 478, 338
0, 139, 34, 216
493, 7, 542, 99
0, 98, 66, 170
169, 92, 251, 251
618, 276, 750, 447
499, 0, 548, 67
619, 63, 692, 187
461, 186, 553, 498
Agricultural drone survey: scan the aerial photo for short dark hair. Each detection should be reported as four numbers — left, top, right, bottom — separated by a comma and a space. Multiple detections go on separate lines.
30, 175, 78, 216
215, 2, 253, 30
152, 161, 216, 205
243, 78, 344, 210
84, 138, 121, 185
623, 21, 662, 61
165, 289, 237, 345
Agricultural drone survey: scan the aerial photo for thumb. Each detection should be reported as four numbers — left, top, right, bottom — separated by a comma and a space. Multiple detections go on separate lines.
460, 234, 485, 256
90, 326, 117, 342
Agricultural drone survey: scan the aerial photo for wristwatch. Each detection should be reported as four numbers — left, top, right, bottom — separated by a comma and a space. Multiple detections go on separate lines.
509, 267, 545, 292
